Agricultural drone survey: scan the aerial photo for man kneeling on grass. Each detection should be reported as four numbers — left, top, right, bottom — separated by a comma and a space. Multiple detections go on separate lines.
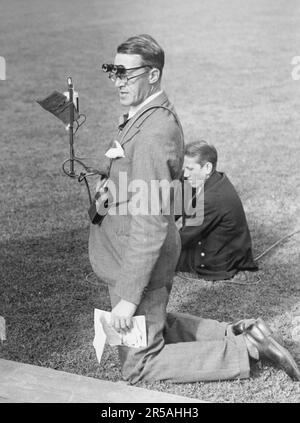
176, 140, 259, 282
89, 34, 300, 384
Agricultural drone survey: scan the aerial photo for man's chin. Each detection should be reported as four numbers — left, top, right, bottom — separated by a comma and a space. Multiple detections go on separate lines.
186, 180, 195, 188
118, 94, 131, 106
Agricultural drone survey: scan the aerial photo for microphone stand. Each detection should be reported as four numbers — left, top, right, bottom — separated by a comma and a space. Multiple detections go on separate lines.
67, 76, 76, 177
62, 76, 99, 205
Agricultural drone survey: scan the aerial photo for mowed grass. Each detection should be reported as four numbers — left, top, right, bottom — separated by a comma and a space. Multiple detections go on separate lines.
1, 0, 300, 403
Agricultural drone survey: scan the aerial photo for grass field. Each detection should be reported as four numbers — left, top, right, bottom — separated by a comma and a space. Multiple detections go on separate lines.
1, 0, 300, 403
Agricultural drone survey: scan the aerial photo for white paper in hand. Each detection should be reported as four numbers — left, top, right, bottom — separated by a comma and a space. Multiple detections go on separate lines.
93, 309, 147, 363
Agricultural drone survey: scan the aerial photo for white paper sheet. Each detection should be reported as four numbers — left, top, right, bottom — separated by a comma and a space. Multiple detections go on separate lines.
93, 309, 147, 363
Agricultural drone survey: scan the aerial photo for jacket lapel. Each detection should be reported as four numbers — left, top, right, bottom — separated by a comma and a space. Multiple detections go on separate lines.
119, 91, 169, 147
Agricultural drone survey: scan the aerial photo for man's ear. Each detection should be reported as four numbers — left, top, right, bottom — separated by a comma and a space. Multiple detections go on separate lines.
149, 68, 160, 84
206, 162, 213, 175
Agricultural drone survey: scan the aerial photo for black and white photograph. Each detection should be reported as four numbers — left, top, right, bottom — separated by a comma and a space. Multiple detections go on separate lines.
0, 0, 300, 407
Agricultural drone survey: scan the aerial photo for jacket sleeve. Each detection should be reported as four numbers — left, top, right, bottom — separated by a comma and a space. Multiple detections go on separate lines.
180, 195, 223, 248
114, 123, 181, 305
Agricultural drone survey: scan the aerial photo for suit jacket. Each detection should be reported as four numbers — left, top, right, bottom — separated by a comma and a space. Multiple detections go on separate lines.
177, 171, 258, 280
89, 91, 184, 305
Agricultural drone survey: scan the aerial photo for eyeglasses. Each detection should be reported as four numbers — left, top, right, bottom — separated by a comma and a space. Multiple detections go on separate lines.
102, 63, 151, 84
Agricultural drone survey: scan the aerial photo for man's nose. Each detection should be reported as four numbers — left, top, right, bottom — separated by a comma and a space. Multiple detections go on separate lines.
115, 77, 125, 88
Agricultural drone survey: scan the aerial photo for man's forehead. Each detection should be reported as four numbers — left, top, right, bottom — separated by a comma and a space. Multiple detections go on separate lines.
114, 53, 143, 68
184, 156, 198, 167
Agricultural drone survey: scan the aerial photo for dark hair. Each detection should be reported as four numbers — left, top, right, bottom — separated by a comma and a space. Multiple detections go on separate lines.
185, 140, 218, 171
117, 34, 165, 76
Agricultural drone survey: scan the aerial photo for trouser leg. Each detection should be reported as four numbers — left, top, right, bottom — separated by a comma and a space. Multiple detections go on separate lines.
164, 312, 229, 343
108, 286, 250, 384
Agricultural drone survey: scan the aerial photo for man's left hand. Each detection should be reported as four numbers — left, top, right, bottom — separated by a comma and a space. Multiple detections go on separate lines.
111, 299, 137, 334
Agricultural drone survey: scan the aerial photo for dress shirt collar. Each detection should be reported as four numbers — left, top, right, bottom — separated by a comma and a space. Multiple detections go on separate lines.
128, 90, 163, 119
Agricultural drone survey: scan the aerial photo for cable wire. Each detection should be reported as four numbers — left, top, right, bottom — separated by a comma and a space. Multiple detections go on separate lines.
74, 114, 86, 135
254, 229, 300, 262
176, 272, 261, 285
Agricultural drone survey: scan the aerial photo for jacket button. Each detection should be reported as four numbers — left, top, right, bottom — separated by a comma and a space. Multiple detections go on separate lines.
201, 252, 205, 257
200, 264, 205, 268
198, 242, 201, 245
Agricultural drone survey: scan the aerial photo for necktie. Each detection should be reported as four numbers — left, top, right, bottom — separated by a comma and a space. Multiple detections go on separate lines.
191, 187, 197, 208
118, 113, 129, 131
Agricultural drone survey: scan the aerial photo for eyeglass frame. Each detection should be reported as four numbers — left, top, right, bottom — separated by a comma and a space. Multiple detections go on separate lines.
103, 64, 152, 84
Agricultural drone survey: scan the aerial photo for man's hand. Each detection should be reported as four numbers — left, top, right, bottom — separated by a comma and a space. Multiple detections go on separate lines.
111, 299, 137, 334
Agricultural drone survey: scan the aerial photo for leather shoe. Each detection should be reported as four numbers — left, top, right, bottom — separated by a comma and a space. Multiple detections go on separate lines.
245, 323, 300, 381
255, 317, 272, 337
231, 317, 272, 336
231, 318, 255, 336
231, 317, 272, 337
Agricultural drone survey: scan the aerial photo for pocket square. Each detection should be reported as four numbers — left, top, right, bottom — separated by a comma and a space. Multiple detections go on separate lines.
105, 140, 125, 159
